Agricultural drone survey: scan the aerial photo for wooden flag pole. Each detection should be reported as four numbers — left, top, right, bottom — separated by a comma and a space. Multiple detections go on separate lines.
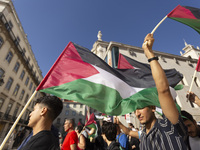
151, 15, 168, 34
0, 90, 37, 150
144, 15, 168, 45
187, 70, 197, 102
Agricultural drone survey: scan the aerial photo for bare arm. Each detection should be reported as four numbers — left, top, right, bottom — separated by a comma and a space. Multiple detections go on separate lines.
70, 144, 77, 150
78, 134, 86, 149
114, 117, 139, 139
142, 33, 179, 124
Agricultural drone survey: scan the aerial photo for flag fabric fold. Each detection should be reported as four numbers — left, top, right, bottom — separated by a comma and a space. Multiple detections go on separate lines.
37, 42, 181, 115
196, 56, 200, 72
117, 54, 183, 88
167, 5, 200, 34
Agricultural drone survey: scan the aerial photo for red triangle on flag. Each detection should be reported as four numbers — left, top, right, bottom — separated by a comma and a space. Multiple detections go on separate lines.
85, 113, 96, 126
117, 53, 134, 69
36, 42, 99, 91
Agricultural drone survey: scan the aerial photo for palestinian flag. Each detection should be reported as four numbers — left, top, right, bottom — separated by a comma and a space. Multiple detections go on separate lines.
196, 56, 200, 72
36, 42, 179, 115
117, 54, 183, 88
167, 5, 200, 34
85, 113, 98, 139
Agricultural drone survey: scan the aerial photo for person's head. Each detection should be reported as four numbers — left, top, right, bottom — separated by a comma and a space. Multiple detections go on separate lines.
64, 118, 75, 132
75, 125, 84, 134
135, 106, 156, 125
101, 121, 117, 142
28, 96, 63, 128
181, 110, 199, 137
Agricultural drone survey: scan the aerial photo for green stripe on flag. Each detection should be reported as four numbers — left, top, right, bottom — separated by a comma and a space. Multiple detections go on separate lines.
169, 17, 200, 34
39, 79, 179, 115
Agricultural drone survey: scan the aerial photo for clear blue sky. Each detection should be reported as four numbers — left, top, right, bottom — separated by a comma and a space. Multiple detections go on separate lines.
12, 0, 200, 77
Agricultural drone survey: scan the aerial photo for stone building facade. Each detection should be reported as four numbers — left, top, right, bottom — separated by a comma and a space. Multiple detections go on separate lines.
0, 0, 43, 143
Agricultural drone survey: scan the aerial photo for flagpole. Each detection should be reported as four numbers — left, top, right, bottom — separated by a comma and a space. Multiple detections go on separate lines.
187, 70, 197, 102
0, 90, 37, 150
151, 15, 168, 34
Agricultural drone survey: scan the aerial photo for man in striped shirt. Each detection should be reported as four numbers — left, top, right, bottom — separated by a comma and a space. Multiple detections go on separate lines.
115, 33, 188, 150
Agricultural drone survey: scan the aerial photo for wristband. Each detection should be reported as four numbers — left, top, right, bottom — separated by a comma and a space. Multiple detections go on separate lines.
148, 56, 158, 63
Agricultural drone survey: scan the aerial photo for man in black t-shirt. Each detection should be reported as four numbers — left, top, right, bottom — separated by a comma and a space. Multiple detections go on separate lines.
20, 96, 63, 150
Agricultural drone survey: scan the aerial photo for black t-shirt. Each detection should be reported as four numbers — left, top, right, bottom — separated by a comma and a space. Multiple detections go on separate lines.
21, 130, 59, 150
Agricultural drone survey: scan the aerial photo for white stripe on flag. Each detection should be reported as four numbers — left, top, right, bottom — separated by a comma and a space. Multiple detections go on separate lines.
83, 65, 144, 99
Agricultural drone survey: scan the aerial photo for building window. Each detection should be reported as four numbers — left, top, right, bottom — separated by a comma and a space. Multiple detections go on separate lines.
19, 70, 25, 80
24, 94, 29, 103
0, 68, 5, 78
13, 84, 20, 96
73, 104, 76, 108
32, 87, 36, 94
65, 110, 69, 116
111, 46, 119, 68
194, 77, 200, 87
5, 103, 13, 115
32, 101, 35, 108
80, 104, 83, 108
79, 111, 82, 116
29, 82, 33, 91
66, 104, 70, 108
13, 62, 20, 73
22, 48, 26, 56
27, 57, 30, 63
0, 36, 3, 48
5, 77, 13, 91
19, 90, 25, 100
24, 110, 29, 120
5, 51, 13, 63
8, 20, 13, 29
0, 98, 4, 109
13, 105, 19, 117
25, 76, 29, 86
72, 111, 76, 116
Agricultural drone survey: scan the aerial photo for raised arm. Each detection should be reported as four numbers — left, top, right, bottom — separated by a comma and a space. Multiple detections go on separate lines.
114, 117, 139, 139
142, 33, 179, 124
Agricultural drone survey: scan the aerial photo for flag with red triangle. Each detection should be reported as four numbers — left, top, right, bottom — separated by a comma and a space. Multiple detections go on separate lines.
36, 42, 179, 115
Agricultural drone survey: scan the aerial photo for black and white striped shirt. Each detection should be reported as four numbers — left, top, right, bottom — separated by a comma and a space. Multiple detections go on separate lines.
140, 115, 188, 150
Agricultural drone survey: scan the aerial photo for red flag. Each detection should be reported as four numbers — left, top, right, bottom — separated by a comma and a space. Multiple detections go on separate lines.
196, 56, 200, 72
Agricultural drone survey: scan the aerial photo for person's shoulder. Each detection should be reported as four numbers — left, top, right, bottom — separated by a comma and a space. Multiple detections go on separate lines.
20, 131, 59, 150
33, 131, 58, 145
107, 141, 120, 150
120, 133, 128, 139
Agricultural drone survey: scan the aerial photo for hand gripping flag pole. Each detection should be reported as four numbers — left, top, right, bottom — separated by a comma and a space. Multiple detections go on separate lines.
187, 56, 200, 102
0, 91, 37, 150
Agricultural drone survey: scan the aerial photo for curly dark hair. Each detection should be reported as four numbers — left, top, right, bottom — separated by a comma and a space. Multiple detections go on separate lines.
36, 96, 63, 121
101, 121, 117, 141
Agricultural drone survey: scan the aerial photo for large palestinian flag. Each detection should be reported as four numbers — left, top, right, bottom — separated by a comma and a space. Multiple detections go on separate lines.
117, 53, 183, 88
167, 5, 200, 34
36, 42, 180, 115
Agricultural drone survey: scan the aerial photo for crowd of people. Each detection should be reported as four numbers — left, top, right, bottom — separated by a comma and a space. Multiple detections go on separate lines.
5, 33, 200, 150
